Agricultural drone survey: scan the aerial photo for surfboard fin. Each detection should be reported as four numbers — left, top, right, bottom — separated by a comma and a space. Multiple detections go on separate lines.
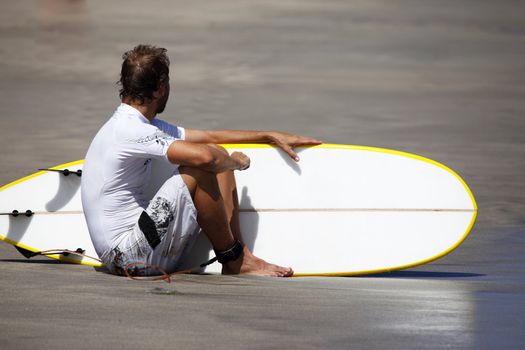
38, 168, 82, 177
14, 246, 39, 259
13, 246, 88, 260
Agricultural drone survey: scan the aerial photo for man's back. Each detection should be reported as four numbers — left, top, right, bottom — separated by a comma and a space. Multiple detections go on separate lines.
81, 103, 182, 256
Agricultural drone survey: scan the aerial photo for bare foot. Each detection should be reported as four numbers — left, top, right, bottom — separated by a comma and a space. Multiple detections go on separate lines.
222, 247, 293, 277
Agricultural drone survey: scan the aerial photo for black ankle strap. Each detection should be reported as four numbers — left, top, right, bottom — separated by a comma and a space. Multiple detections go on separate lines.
214, 240, 244, 264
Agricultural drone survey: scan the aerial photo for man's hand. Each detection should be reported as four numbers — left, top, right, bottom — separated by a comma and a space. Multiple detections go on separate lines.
207, 144, 250, 171
266, 131, 323, 162
231, 151, 250, 170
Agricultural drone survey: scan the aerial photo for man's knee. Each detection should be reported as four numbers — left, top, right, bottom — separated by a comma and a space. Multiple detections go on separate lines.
179, 166, 223, 203
207, 144, 229, 156
179, 165, 210, 181
178, 167, 201, 197
179, 166, 220, 192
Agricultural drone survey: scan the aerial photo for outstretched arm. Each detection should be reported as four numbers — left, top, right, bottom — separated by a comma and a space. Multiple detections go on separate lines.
184, 129, 322, 161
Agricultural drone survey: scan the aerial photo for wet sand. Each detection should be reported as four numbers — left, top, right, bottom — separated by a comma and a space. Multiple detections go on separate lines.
1, 1, 524, 349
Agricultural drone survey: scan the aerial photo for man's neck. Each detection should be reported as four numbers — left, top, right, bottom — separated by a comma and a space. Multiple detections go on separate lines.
122, 99, 156, 121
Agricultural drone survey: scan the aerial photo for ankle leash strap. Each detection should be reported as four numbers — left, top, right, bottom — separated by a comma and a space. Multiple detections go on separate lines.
214, 239, 244, 264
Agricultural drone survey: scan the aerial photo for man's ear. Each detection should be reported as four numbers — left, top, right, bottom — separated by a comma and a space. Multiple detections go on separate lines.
153, 83, 168, 99
152, 87, 162, 99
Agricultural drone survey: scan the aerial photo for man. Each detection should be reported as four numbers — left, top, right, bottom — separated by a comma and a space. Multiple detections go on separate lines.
81, 44, 322, 277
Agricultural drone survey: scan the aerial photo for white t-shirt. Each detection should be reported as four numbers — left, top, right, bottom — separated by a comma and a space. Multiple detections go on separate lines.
81, 103, 185, 257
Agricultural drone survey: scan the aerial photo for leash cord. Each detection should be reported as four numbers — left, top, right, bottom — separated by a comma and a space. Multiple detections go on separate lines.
123, 257, 217, 283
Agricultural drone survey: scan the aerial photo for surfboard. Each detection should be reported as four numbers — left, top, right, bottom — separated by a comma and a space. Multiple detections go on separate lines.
0, 144, 477, 276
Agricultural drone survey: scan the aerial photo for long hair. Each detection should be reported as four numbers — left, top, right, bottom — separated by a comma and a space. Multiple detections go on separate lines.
118, 45, 170, 104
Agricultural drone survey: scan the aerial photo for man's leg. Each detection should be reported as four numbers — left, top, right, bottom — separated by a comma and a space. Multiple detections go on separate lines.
179, 166, 293, 277
216, 170, 242, 243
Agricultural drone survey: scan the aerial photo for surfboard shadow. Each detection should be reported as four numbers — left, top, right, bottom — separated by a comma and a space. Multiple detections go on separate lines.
0, 258, 62, 264
357, 271, 485, 279
45, 172, 81, 212
6, 215, 34, 243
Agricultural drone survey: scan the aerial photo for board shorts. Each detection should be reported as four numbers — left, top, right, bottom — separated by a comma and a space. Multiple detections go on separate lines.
101, 170, 201, 276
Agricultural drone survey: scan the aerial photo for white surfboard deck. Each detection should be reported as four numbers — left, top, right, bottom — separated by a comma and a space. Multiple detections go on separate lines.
0, 144, 477, 276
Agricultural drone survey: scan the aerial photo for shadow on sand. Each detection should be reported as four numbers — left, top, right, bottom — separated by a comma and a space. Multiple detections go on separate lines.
359, 270, 485, 279
0, 258, 63, 264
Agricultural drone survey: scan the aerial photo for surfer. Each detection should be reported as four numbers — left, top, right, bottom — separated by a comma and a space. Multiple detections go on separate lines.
81, 44, 321, 277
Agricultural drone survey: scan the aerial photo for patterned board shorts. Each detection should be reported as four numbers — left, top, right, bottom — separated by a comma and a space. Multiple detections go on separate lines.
101, 170, 201, 276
